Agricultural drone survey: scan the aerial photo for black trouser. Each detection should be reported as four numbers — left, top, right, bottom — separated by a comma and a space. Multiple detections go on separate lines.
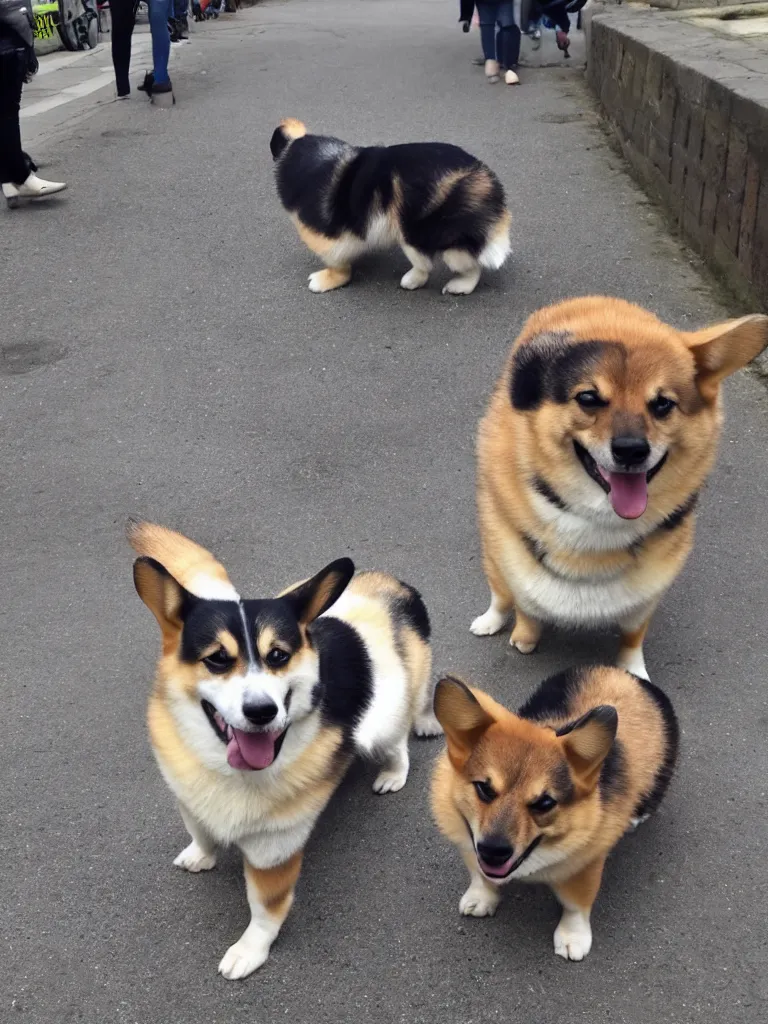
111, 0, 137, 95
0, 48, 28, 186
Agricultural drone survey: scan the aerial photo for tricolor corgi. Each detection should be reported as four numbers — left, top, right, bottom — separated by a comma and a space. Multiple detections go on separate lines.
270, 118, 511, 295
471, 297, 768, 678
128, 521, 440, 979
431, 666, 678, 960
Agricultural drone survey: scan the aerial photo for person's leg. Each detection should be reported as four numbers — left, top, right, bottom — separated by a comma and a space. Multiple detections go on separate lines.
0, 53, 29, 186
110, 0, 136, 97
148, 0, 173, 85
495, 1, 521, 68
475, 3, 498, 61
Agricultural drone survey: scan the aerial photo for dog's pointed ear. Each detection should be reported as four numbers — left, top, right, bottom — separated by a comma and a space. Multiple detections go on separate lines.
270, 117, 306, 160
434, 677, 496, 771
281, 558, 355, 625
559, 706, 618, 788
132, 556, 192, 640
684, 314, 768, 401
126, 519, 239, 602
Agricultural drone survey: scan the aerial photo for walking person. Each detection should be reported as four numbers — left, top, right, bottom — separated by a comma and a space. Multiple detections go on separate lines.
110, 0, 137, 98
139, 0, 174, 102
475, 1, 521, 85
0, 0, 66, 205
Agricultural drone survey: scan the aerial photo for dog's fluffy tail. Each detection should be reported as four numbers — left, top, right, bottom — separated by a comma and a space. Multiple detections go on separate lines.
478, 210, 512, 269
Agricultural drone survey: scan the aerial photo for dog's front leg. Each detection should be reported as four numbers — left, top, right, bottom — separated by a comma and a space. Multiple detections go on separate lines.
551, 856, 605, 962
308, 265, 352, 293
218, 851, 303, 981
617, 606, 656, 681
174, 803, 217, 872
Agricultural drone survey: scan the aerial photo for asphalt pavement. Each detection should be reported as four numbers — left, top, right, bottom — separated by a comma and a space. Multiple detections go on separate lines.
2, 2, 767, 1022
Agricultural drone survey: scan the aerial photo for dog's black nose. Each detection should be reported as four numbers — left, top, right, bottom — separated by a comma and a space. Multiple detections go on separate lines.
476, 837, 513, 866
242, 699, 279, 726
611, 436, 650, 467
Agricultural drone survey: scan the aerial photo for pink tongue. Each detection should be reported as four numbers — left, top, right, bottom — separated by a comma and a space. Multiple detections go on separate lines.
226, 728, 279, 770
479, 855, 515, 878
607, 471, 648, 519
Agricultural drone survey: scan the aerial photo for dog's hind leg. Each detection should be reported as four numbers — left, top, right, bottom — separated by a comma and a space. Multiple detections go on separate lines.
442, 249, 481, 295
174, 803, 217, 872
373, 734, 410, 795
400, 244, 433, 290
218, 851, 303, 980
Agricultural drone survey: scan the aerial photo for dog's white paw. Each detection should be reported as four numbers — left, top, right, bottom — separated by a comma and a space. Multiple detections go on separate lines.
510, 637, 538, 654
373, 767, 408, 794
554, 911, 592, 961
617, 647, 650, 681
470, 608, 507, 636
308, 271, 329, 293
459, 884, 499, 918
400, 268, 429, 290
413, 711, 443, 738
442, 275, 479, 296
628, 813, 650, 831
218, 938, 270, 980
173, 841, 216, 873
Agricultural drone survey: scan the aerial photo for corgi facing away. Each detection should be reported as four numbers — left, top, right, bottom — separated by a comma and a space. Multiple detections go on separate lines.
471, 297, 768, 679
270, 117, 511, 295
431, 666, 678, 961
128, 521, 440, 980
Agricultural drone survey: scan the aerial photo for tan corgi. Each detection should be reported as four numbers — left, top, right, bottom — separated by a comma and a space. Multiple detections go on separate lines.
128, 521, 440, 980
431, 666, 678, 961
471, 296, 768, 679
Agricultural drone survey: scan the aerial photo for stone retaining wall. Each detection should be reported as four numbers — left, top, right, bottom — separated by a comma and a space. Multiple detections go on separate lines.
587, 9, 768, 309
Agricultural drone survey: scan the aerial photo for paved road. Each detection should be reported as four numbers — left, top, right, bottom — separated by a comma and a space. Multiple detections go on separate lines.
3, 3, 767, 1022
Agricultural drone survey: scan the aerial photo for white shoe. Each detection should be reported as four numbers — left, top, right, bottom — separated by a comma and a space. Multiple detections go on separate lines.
3, 173, 67, 201
485, 59, 500, 83
505, 69, 520, 85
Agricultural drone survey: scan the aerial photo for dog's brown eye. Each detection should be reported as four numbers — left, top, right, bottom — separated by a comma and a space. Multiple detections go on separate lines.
648, 395, 676, 419
529, 793, 557, 814
575, 390, 608, 410
265, 648, 290, 668
203, 648, 234, 674
473, 780, 497, 804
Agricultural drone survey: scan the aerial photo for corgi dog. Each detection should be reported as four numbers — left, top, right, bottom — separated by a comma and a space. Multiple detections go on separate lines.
431, 666, 678, 961
471, 297, 768, 679
270, 117, 511, 295
128, 521, 440, 980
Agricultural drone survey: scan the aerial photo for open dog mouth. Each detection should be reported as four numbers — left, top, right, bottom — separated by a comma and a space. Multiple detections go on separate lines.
573, 441, 667, 520
476, 836, 543, 881
201, 700, 288, 771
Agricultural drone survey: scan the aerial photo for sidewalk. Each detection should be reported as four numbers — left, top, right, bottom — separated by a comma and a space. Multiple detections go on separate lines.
21, 21, 193, 152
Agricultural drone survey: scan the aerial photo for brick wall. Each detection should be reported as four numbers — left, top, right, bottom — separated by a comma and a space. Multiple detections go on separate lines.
587, 10, 768, 309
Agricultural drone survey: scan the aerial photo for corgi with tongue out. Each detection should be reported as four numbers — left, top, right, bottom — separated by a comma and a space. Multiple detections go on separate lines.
471, 296, 768, 680
128, 521, 440, 980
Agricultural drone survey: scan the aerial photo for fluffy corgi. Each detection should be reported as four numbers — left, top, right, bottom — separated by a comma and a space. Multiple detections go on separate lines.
128, 521, 440, 980
472, 296, 768, 679
431, 666, 678, 961
270, 117, 511, 295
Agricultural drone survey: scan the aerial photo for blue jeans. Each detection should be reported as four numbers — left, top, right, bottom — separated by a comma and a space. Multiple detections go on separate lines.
476, 1, 520, 67
148, 0, 172, 84
173, 0, 188, 17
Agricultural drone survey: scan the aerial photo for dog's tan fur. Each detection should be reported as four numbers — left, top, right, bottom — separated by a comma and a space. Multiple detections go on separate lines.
473, 297, 768, 675
431, 667, 675, 961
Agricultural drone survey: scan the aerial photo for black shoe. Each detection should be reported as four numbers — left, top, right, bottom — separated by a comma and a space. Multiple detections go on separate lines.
138, 71, 155, 95
152, 79, 173, 94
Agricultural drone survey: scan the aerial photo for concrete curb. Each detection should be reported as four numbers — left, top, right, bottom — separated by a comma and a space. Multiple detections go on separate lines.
586, 6, 768, 318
